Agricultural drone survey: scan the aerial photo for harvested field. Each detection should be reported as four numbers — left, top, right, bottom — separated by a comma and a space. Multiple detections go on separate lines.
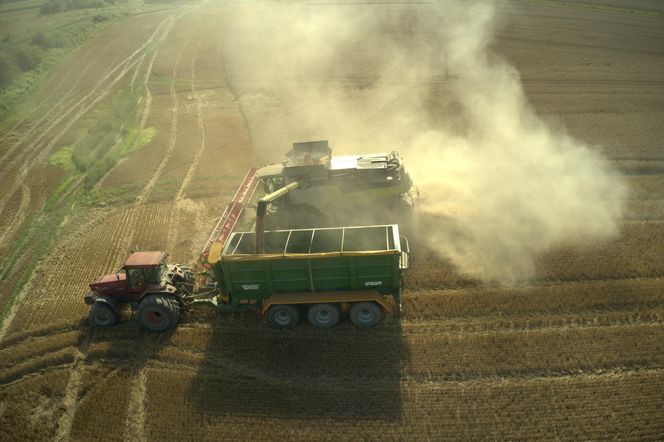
1, 0, 664, 440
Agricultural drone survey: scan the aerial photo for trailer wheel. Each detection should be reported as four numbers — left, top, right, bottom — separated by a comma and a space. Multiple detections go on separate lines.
138, 294, 181, 332
268, 304, 299, 329
307, 303, 340, 328
89, 302, 117, 327
349, 302, 383, 328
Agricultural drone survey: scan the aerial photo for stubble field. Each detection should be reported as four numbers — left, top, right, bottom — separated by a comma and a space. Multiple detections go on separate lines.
1, 1, 664, 440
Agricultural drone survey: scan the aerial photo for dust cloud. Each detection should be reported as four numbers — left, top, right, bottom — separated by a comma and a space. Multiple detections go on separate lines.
217, 0, 627, 284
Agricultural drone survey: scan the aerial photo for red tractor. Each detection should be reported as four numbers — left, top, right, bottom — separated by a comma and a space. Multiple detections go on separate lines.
84, 252, 194, 332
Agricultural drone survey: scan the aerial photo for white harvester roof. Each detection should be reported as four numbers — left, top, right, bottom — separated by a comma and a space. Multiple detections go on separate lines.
329, 153, 391, 171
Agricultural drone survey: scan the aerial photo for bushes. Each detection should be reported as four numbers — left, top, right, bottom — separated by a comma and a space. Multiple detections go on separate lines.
40, 0, 119, 15
0, 44, 43, 89
59, 88, 154, 190
40, 1, 64, 14
32, 31, 66, 49
15, 49, 41, 72
0, 55, 15, 88
92, 13, 110, 23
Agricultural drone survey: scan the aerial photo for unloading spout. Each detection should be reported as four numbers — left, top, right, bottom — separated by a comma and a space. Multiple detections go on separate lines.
255, 181, 300, 253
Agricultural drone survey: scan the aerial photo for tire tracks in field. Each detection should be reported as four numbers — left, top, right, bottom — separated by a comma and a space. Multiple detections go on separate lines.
3, 306, 664, 394
166, 37, 206, 252
0, 182, 30, 249
53, 328, 95, 442
95, 14, 175, 189
0, 12, 191, 442
121, 35, 195, 442
119, 35, 206, 436
114, 35, 190, 250
147, 350, 664, 386
0, 34, 122, 166
123, 34, 210, 438
123, 334, 166, 442
134, 39, 190, 207
0, 17, 176, 241
176, 38, 206, 203
399, 306, 664, 334
0, 13, 183, 323
50, 18, 191, 442
0, 71, 72, 149
0, 54, 144, 267
0, 63, 94, 245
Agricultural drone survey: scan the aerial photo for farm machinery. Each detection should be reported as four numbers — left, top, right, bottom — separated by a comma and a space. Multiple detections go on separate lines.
84, 252, 195, 332
84, 141, 413, 332
255, 140, 414, 228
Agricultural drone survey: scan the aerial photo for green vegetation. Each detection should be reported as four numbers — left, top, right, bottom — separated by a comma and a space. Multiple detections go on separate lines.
15, 47, 41, 71
50, 87, 155, 192
0, 19, 98, 116
0, 85, 154, 320
0, 54, 14, 88
0, 0, 169, 321
0, 0, 151, 118
40, 0, 128, 15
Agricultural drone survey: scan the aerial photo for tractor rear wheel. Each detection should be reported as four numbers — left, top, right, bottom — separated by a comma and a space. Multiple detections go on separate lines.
138, 294, 181, 332
268, 304, 299, 329
307, 303, 340, 328
349, 302, 383, 328
89, 302, 118, 327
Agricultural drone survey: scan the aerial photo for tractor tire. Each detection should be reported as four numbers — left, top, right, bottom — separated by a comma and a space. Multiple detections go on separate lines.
268, 304, 299, 329
89, 302, 118, 327
138, 294, 181, 332
173, 266, 195, 295
180, 267, 195, 283
307, 303, 340, 328
349, 302, 383, 328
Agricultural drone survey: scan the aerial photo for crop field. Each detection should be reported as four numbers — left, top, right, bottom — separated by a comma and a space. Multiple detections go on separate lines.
1, 0, 664, 440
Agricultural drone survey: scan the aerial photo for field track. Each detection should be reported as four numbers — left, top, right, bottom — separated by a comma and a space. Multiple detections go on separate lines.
1, 1, 664, 440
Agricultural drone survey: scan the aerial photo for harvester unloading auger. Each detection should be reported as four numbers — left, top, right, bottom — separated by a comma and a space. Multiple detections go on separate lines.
84, 141, 413, 332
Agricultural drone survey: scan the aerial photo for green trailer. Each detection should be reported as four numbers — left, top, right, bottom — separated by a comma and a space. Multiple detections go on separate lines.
203, 224, 409, 328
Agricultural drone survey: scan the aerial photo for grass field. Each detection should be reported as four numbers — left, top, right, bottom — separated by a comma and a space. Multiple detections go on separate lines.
1, 0, 664, 440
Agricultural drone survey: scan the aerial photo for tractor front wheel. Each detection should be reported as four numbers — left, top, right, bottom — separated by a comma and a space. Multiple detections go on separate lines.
89, 302, 118, 327
138, 294, 181, 332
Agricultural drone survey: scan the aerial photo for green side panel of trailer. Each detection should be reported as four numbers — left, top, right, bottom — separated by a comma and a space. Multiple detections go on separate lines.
212, 225, 405, 305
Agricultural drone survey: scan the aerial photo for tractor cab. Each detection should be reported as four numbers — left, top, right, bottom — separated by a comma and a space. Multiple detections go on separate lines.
123, 251, 169, 291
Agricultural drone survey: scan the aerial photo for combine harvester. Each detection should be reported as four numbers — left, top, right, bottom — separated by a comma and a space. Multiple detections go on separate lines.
254, 140, 414, 228
84, 141, 413, 331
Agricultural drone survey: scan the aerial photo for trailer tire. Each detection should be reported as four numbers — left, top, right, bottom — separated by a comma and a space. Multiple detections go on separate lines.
89, 302, 118, 327
138, 294, 180, 332
268, 304, 299, 329
349, 302, 383, 328
307, 303, 340, 328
